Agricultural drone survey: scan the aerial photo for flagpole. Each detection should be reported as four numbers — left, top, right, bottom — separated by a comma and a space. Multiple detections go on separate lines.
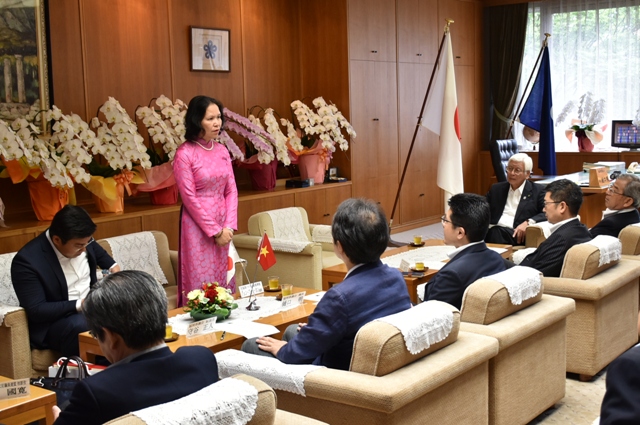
388, 19, 454, 247
505, 33, 551, 139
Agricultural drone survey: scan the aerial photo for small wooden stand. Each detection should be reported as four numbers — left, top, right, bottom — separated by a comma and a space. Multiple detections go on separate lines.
589, 167, 610, 188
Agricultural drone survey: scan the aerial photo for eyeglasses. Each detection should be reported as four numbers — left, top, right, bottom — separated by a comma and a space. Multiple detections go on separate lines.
606, 185, 627, 196
543, 201, 562, 206
75, 236, 95, 252
506, 167, 525, 175
441, 215, 458, 227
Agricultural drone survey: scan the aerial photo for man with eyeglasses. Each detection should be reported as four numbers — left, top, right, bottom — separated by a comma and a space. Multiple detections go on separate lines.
589, 174, 640, 237
485, 153, 546, 245
515, 179, 592, 277
422, 193, 506, 309
11, 205, 120, 357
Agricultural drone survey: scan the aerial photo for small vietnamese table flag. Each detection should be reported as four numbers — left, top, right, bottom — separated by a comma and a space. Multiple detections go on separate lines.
257, 232, 276, 271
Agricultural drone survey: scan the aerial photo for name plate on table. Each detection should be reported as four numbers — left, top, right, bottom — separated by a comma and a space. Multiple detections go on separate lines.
186, 317, 218, 338
0, 378, 30, 400
399, 259, 410, 272
239, 282, 265, 298
589, 167, 609, 188
281, 292, 306, 308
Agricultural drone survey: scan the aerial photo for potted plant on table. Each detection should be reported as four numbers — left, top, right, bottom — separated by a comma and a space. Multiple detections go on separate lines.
184, 282, 238, 322
556, 92, 607, 152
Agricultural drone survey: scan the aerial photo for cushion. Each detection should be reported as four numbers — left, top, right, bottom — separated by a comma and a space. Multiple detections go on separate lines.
248, 207, 312, 241
460, 278, 543, 325
561, 242, 619, 280
350, 303, 460, 377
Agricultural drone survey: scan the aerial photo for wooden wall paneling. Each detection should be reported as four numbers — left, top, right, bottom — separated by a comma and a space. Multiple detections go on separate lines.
437, 0, 477, 67
397, 0, 439, 64
241, 0, 301, 116
0, 232, 38, 255
168, 0, 245, 113
48, 0, 86, 115
142, 210, 181, 250
237, 193, 296, 233
80, 0, 173, 120
92, 216, 142, 240
294, 183, 352, 225
298, 0, 351, 180
347, 0, 397, 62
455, 65, 478, 195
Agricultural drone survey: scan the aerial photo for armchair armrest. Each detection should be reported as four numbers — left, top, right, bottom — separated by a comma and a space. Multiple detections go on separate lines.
309, 224, 334, 252
170, 250, 178, 280
0, 307, 32, 379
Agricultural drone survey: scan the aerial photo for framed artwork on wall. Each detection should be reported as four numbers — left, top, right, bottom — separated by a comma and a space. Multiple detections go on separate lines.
190, 27, 230, 72
0, 0, 50, 124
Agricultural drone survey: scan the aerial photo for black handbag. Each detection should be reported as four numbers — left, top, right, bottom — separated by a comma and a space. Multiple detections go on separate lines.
30, 356, 90, 408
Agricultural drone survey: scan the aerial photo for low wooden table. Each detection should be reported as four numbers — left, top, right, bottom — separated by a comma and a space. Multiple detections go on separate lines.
321, 241, 513, 304
0, 376, 56, 425
79, 286, 319, 363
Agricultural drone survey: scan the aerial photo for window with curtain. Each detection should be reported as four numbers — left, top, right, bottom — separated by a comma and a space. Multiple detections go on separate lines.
517, 0, 640, 152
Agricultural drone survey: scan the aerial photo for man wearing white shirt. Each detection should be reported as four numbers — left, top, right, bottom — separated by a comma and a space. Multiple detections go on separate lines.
517, 179, 593, 277
589, 174, 640, 237
11, 206, 120, 356
424, 193, 506, 309
485, 153, 546, 245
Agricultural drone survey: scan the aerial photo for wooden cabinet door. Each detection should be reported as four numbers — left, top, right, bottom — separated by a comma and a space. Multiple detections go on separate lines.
295, 184, 352, 225
397, 0, 439, 64
323, 184, 352, 223
237, 194, 295, 234
350, 60, 399, 216
438, 0, 476, 66
348, 0, 396, 62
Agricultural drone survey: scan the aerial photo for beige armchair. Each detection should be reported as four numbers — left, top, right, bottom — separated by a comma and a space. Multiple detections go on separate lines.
104, 374, 327, 425
619, 224, 640, 257
238, 302, 499, 425
543, 241, 640, 380
233, 207, 342, 290
460, 272, 576, 425
0, 252, 59, 378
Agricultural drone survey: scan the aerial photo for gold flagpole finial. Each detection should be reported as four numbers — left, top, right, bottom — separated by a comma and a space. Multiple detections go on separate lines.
543, 33, 551, 47
445, 18, 454, 32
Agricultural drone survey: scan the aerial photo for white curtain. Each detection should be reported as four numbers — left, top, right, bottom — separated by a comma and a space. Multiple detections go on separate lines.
518, 0, 640, 152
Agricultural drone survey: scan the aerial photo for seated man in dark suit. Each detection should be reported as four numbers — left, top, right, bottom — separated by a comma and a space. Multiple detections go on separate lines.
590, 174, 640, 237
11, 205, 120, 356
53, 270, 219, 425
485, 153, 546, 245
241, 198, 411, 370
517, 179, 593, 277
424, 193, 506, 309
599, 343, 640, 424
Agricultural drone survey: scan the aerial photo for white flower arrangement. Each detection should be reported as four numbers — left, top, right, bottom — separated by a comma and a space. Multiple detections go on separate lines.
135, 95, 187, 164
290, 97, 355, 153
221, 108, 276, 164
556, 91, 607, 131
633, 107, 640, 128
258, 108, 293, 165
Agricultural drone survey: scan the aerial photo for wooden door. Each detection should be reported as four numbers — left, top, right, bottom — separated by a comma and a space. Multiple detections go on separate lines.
397, 0, 439, 64
348, 0, 397, 62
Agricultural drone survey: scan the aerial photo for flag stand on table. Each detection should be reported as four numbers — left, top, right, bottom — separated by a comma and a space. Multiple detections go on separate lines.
387, 19, 462, 246
246, 232, 277, 311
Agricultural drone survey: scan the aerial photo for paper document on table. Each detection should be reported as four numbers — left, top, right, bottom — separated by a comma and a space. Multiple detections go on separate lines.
213, 320, 279, 339
304, 291, 326, 303
489, 247, 507, 255
382, 246, 454, 269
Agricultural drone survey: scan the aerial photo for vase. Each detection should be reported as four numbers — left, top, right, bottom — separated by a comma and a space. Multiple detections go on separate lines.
190, 309, 231, 322
93, 183, 124, 213
576, 132, 594, 152
298, 153, 327, 184
149, 184, 179, 205
247, 161, 277, 191
26, 176, 69, 221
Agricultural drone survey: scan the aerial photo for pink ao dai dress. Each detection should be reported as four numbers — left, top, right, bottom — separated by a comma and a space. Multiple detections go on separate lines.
173, 140, 238, 306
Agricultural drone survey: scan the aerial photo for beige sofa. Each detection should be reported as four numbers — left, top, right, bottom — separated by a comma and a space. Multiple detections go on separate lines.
460, 273, 576, 425
233, 207, 342, 290
543, 242, 640, 379
105, 374, 327, 425
270, 302, 499, 425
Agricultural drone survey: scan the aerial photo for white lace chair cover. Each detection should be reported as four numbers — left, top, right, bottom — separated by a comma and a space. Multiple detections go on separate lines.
0, 252, 21, 324
216, 349, 324, 396
512, 247, 537, 265
485, 266, 542, 305
584, 235, 622, 267
131, 378, 258, 425
531, 221, 552, 239
260, 208, 311, 253
105, 232, 168, 285
311, 225, 333, 244
375, 301, 454, 355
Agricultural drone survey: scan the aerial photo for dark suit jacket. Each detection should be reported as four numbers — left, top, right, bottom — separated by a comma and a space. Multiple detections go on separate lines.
277, 260, 411, 370
55, 346, 219, 425
590, 209, 640, 237
486, 180, 547, 228
600, 344, 640, 425
520, 219, 593, 277
424, 243, 506, 309
11, 231, 115, 349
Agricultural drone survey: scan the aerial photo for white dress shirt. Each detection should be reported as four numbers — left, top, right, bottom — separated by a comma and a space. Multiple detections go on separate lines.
601, 208, 636, 219
497, 180, 527, 229
46, 230, 91, 311
549, 217, 580, 234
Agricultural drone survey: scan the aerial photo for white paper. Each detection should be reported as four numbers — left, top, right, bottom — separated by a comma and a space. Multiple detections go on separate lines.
186, 317, 218, 338
238, 282, 264, 298
0, 378, 29, 400
213, 320, 279, 339
304, 291, 326, 303
489, 247, 507, 255
399, 259, 411, 272
281, 292, 305, 309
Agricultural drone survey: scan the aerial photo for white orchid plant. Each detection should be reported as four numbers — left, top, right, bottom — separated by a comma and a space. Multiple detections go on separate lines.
556, 92, 607, 150
290, 97, 356, 153
135, 95, 187, 165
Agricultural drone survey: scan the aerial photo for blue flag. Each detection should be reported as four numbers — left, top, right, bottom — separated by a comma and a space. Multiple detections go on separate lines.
519, 46, 556, 175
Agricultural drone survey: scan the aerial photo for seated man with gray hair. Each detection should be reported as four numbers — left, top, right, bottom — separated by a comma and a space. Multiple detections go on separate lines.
485, 153, 546, 245
589, 174, 640, 237
53, 270, 219, 425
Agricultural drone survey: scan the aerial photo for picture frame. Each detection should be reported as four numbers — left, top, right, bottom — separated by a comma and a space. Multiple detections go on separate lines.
611, 120, 640, 149
190, 27, 230, 72
0, 0, 50, 125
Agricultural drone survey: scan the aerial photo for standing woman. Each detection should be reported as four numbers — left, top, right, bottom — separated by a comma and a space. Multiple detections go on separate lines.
173, 96, 238, 306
